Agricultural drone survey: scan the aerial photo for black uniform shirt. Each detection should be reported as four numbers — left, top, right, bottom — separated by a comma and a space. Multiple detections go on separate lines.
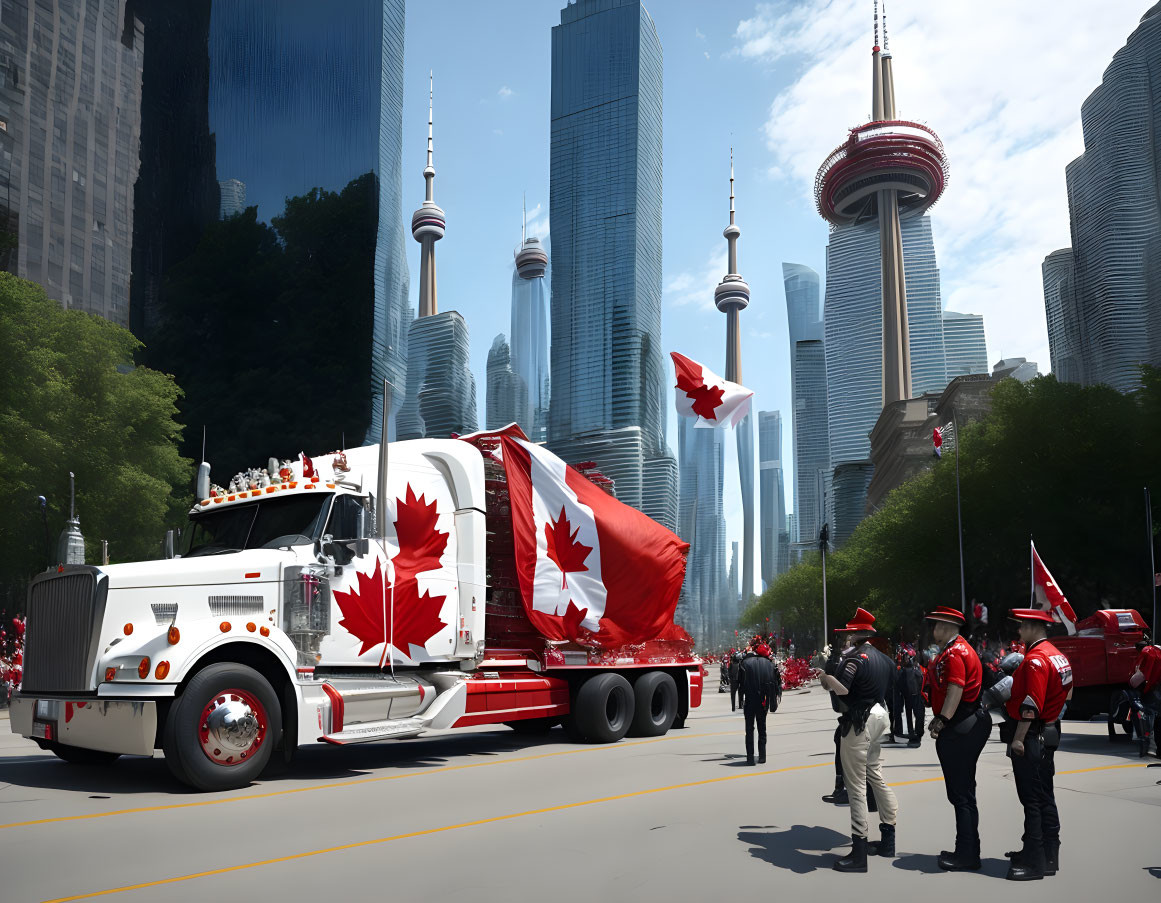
836, 642, 894, 708
738, 654, 776, 708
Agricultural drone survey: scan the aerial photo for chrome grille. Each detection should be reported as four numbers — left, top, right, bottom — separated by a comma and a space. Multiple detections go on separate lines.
22, 570, 103, 693
151, 602, 178, 625
208, 595, 264, 617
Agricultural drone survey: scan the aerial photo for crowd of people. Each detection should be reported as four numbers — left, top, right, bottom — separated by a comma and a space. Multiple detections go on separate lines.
716, 607, 1161, 880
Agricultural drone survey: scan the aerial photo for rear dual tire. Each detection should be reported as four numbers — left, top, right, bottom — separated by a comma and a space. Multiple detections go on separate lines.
564, 671, 679, 743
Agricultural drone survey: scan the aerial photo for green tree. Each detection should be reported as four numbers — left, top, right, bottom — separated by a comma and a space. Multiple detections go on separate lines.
746, 372, 1161, 639
0, 273, 193, 604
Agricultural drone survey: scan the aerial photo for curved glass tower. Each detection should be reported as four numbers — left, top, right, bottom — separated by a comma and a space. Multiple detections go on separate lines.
511, 231, 550, 442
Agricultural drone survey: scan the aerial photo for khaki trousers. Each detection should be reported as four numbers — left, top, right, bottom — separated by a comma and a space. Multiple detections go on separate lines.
838, 703, 899, 839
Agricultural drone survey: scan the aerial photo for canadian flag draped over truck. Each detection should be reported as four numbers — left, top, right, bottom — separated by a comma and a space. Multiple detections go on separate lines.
499, 436, 689, 647
1031, 540, 1078, 635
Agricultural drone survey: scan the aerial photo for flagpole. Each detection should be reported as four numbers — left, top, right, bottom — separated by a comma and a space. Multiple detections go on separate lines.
1030, 537, 1035, 608
1146, 487, 1156, 639
953, 411, 966, 613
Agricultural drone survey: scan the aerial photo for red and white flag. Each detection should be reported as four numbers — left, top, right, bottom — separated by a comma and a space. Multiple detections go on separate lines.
932, 427, 943, 458
1031, 540, 1078, 635
671, 352, 753, 428
500, 436, 689, 646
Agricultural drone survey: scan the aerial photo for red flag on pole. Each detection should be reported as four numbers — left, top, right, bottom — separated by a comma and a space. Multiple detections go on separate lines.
500, 436, 689, 647
932, 427, 943, 458
1031, 540, 1078, 635
670, 352, 753, 428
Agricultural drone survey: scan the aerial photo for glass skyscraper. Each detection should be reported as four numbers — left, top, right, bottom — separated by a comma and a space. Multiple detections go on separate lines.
1, 0, 144, 327
547, 0, 676, 531
1051, 4, 1161, 393
942, 311, 989, 379
783, 263, 830, 552
486, 333, 526, 431
677, 415, 727, 644
758, 410, 789, 588
824, 214, 945, 468
510, 232, 550, 442
1042, 248, 1084, 384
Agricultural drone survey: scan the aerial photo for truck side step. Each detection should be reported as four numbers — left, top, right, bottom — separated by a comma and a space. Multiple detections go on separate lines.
320, 717, 425, 745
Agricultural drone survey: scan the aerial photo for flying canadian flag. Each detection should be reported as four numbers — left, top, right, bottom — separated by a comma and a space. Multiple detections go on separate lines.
670, 351, 753, 428
499, 436, 689, 646
1031, 540, 1078, 635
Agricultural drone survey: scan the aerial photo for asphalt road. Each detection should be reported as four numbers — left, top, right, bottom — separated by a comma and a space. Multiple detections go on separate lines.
0, 686, 1157, 903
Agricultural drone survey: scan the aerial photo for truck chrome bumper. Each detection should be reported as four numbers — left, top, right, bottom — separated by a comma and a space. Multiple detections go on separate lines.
10, 693, 158, 757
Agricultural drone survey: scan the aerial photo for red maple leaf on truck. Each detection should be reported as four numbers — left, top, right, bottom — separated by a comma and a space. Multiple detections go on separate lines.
544, 505, 592, 589
333, 486, 450, 659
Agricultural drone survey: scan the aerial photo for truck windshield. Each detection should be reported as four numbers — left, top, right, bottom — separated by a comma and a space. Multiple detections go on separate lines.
183, 495, 332, 557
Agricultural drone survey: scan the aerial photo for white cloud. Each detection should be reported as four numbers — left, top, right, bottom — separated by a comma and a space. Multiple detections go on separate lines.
704, 51, 711, 61
695, 27, 706, 40
498, 85, 514, 99
524, 201, 550, 245
664, 245, 727, 312
732, 0, 1145, 372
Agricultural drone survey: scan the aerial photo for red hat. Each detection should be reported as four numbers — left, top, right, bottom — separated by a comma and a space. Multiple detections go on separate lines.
925, 606, 966, 624
756, 643, 772, 658
835, 607, 877, 634
1008, 608, 1055, 625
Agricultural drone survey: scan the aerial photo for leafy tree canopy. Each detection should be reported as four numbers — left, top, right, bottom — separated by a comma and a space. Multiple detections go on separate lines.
745, 371, 1161, 646
0, 273, 193, 603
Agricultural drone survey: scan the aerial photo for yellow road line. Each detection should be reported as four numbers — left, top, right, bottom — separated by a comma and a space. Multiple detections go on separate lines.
0, 729, 736, 831
41, 762, 830, 903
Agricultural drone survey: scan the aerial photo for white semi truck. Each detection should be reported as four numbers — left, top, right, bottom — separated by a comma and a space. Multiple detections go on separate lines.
10, 437, 702, 790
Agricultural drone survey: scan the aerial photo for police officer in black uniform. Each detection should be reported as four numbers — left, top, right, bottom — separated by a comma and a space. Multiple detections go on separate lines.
819, 608, 899, 872
738, 642, 779, 765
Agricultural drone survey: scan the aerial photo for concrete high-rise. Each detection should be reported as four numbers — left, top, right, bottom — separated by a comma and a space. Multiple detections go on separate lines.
547, 0, 677, 532
1048, 4, 1161, 392
677, 415, 728, 643
218, 179, 247, 219
758, 410, 789, 588
815, 1, 949, 408
398, 76, 477, 440
511, 209, 550, 442
943, 311, 989, 380
1, 0, 144, 327
783, 263, 830, 553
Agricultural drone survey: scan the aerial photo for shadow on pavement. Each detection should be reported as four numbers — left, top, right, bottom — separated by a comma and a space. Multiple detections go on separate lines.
0, 727, 561, 797
892, 854, 1008, 876
737, 824, 849, 873
1056, 733, 1149, 760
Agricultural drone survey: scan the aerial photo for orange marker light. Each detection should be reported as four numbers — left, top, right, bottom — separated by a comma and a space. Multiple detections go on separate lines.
123, 623, 133, 636
137, 657, 150, 679
244, 572, 260, 579
220, 621, 231, 633
154, 661, 170, 680
246, 622, 256, 632
259, 626, 270, 637
105, 667, 117, 682
167, 626, 180, 645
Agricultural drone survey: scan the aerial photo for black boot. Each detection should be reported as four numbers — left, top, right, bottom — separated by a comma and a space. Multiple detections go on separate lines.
758, 754, 766, 764
1045, 842, 1059, 877
938, 851, 981, 871
866, 823, 895, 857
1006, 847, 1046, 881
833, 835, 868, 872
822, 776, 847, 803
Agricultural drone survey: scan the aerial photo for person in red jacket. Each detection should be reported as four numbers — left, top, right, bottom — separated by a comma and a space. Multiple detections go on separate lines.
1003, 609, 1073, 881
1129, 639, 1161, 757
924, 606, 989, 871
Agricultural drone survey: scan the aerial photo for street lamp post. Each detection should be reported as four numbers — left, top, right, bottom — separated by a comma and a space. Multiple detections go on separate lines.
820, 522, 830, 642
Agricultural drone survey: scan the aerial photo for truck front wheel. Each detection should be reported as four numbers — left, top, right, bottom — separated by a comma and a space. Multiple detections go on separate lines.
163, 663, 282, 791
628, 671, 677, 737
573, 673, 634, 743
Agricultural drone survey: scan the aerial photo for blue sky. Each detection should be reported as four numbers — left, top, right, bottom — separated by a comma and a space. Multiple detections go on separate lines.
397, 0, 1148, 596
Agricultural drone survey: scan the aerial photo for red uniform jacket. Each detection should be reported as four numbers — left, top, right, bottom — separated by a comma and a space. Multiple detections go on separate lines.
1006, 638, 1071, 722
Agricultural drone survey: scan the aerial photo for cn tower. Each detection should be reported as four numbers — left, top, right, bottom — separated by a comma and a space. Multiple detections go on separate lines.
815, 1, 949, 406
715, 151, 755, 612
412, 73, 445, 318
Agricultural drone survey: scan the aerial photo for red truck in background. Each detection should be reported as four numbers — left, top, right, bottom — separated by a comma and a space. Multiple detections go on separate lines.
1052, 608, 1149, 718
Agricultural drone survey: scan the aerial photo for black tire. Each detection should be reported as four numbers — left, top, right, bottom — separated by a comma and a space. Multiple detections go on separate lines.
504, 717, 557, 735
163, 663, 282, 791
49, 743, 120, 766
628, 671, 678, 737
573, 673, 634, 744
